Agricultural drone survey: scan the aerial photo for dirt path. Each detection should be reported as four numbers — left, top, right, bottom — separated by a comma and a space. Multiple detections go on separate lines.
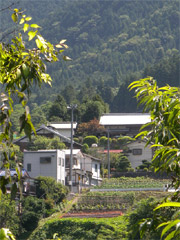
62, 210, 123, 218
59, 194, 80, 218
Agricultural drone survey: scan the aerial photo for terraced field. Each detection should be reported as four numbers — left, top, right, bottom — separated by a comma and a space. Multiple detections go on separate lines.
94, 177, 170, 189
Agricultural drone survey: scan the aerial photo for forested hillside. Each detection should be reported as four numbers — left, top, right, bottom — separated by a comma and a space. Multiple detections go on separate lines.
1, 0, 179, 115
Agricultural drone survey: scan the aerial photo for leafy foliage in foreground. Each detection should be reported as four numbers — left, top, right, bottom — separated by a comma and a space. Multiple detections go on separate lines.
129, 77, 180, 239
0, 7, 69, 197
0, 195, 20, 236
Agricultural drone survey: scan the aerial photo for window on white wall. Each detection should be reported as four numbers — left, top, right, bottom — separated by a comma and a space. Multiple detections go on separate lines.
95, 164, 98, 172
40, 157, 51, 163
73, 158, 77, 165
132, 149, 142, 155
62, 158, 64, 167
27, 163, 31, 172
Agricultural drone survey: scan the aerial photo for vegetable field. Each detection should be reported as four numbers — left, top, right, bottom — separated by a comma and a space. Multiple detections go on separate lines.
70, 191, 169, 212
95, 177, 169, 189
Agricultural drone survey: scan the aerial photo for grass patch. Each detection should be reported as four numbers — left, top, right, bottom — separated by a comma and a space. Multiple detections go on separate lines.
29, 216, 128, 240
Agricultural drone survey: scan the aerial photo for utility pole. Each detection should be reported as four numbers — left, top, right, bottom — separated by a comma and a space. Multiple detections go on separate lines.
107, 129, 110, 179
67, 104, 77, 192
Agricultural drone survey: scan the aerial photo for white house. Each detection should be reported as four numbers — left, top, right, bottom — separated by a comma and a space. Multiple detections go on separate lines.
126, 140, 153, 169
82, 153, 102, 186
23, 148, 101, 192
63, 149, 101, 191
100, 113, 151, 136
23, 149, 66, 185
47, 122, 77, 138
14, 124, 82, 151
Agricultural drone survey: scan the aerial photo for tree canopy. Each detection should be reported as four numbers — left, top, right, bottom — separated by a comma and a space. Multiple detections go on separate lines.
129, 77, 180, 239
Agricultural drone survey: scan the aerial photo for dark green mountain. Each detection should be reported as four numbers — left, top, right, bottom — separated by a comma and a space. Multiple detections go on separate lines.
1, 0, 180, 110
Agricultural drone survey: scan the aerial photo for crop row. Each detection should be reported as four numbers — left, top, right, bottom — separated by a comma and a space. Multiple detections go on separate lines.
95, 177, 169, 189
71, 203, 129, 211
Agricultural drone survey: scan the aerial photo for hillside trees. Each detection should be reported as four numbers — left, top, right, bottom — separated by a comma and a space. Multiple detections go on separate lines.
2, 0, 178, 103
0, 7, 70, 195
80, 94, 109, 122
48, 94, 68, 121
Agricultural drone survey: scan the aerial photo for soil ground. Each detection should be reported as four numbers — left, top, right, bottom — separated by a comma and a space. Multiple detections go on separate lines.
62, 210, 123, 218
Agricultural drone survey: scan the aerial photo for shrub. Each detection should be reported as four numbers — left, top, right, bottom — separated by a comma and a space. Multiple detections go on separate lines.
137, 160, 152, 170
127, 198, 161, 240
115, 155, 132, 172
0, 195, 20, 236
82, 143, 89, 153
35, 176, 69, 204
21, 211, 40, 231
29, 218, 128, 240
98, 136, 108, 147
83, 135, 98, 147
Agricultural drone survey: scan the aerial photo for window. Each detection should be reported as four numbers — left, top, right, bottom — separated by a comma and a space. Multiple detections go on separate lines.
27, 163, 31, 172
62, 158, 64, 167
73, 159, 77, 165
132, 149, 142, 155
40, 157, 51, 164
95, 164, 98, 172
59, 158, 61, 166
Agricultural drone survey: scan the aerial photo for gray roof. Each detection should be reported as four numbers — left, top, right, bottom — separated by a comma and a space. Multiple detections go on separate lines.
14, 124, 82, 147
100, 113, 151, 126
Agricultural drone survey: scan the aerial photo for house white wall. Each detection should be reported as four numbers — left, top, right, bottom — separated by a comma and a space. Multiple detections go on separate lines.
23, 150, 65, 184
91, 161, 101, 180
126, 141, 152, 169
82, 154, 101, 185
49, 123, 77, 138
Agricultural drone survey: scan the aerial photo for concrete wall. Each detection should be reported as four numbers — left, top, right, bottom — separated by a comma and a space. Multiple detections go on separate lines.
23, 150, 65, 184
127, 141, 152, 169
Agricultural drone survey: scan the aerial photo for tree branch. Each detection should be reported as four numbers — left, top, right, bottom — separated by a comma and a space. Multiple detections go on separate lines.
0, 2, 19, 12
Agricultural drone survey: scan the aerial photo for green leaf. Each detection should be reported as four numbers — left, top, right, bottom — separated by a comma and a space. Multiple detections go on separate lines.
35, 39, 43, 49
25, 16, 32, 21
21, 52, 29, 56
62, 55, 72, 61
155, 202, 180, 211
11, 13, 18, 23
21, 63, 30, 78
30, 24, 41, 28
23, 23, 29, 32
14, 8, 19, 13
161, 220, 180, 239
56, 44, 63, 48
28, 30, 38, 41
60, 39, 67, 44
157, 222, 169, 229
19, 18, 25, 24
165, 230, 176, 240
